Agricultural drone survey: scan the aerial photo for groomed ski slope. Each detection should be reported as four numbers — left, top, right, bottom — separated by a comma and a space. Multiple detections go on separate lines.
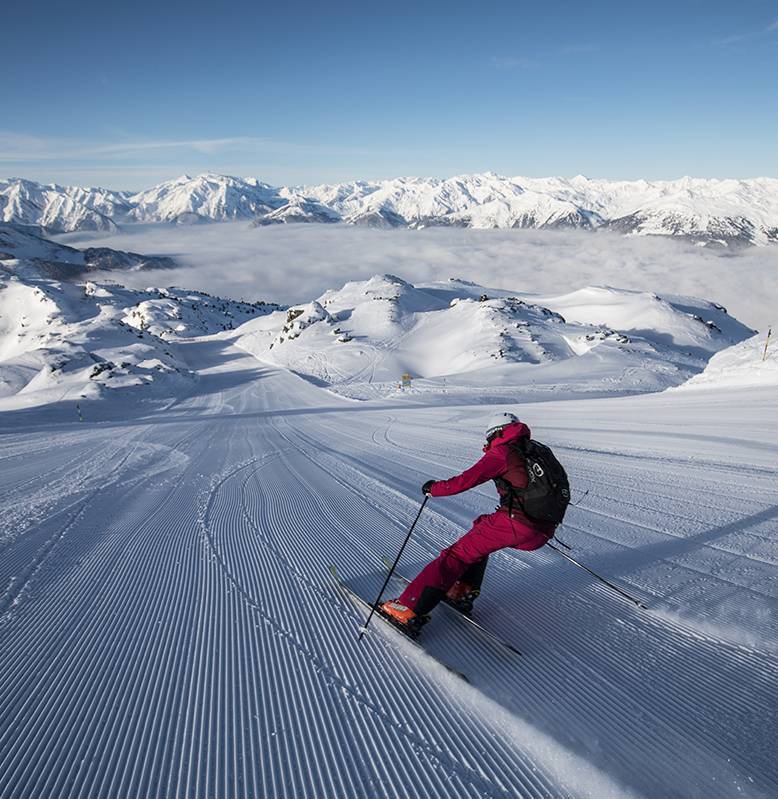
0, 333, 776, 798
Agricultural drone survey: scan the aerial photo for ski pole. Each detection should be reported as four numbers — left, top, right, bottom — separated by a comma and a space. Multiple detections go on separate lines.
547, 542, 648, 609
552, 490, 591, 550
358, 495, 429, 642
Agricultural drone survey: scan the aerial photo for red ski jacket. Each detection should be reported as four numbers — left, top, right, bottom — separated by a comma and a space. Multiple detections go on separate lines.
428, 422, 556, 535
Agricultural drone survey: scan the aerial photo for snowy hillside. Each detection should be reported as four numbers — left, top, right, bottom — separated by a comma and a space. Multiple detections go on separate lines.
128, 173, 284, 224
0, 276, 188, 407
0, 242, 775, 798
1, 324, 775, 798
0, 223, 757, 409
0, 228, 279, 410
0, 178, 129, 232
0, 222, 175, 278
4, 172, 778, 245
0, 274, 277, 410
250, 197, 341, 226
677, 328, 778, 390
236, 274, 753, 400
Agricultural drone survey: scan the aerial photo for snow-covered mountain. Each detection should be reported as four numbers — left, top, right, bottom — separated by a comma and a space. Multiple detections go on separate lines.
235, 274, 753, 400
0, 223, 758, 409
3, 172, 778, 245
0, 229, 279, 409
127, 173, 284, 224
300, 173, 778, 244
250, 197, 341, 226
0, 223, 175, 278
0, 274, 278, 409
304, 173, 600, 231
0, 178, 130, 232
1, 221, 753, 410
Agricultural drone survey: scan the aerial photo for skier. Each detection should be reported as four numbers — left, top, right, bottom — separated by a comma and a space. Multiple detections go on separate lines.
381, 412, 557, 632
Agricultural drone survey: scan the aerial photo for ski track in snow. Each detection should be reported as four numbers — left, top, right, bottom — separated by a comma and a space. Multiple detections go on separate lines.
0, 335, 776, 798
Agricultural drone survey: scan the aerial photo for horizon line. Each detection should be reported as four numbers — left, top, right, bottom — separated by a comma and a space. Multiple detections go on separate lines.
3, 170, 778, 193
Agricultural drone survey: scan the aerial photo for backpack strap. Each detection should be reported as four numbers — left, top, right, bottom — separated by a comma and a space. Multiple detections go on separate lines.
494, 476, 515, 514
494, 438, 530, 515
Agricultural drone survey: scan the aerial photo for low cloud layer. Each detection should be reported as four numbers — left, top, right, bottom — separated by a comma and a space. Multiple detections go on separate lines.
60, 224, 778, 330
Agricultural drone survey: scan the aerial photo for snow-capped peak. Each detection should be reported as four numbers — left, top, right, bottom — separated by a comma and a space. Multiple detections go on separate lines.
3, 173, 778, 244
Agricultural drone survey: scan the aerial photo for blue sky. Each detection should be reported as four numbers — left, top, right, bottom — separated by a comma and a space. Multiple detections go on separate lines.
3, 0, 777, 188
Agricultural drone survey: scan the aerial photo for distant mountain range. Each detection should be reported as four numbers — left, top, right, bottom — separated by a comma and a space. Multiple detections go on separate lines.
2, 172, 777, 246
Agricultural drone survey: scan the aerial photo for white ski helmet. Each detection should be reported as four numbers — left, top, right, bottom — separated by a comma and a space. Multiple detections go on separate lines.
485, 411, 520, 439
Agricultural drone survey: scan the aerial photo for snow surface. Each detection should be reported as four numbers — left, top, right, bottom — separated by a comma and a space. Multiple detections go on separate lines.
4, 172, 778, 245
0, 326, 776, 798
2, 225, 754, 411
0, 236, 279, 411
128, 173, 282, 225
0, 225, 776, 797
0, 178, 128, 232
677, 328, 778, 390
235, 274, 752, 400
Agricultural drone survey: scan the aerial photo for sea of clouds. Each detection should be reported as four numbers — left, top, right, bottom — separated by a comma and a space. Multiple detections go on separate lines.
60, 224, 778, 330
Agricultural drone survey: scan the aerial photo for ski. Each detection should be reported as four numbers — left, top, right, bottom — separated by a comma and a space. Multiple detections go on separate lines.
380, 556, 522, 656
328, 565, 470, 683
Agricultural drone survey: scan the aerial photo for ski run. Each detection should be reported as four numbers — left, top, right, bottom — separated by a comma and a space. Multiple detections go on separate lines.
1, 313, 776, 798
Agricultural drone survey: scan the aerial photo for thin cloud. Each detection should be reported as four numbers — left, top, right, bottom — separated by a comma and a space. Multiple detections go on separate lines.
714, 19, 778, 45
0, 131, 366, 164
91, 138, 253, 155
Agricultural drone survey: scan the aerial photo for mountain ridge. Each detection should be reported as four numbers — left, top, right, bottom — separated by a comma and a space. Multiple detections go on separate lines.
2, 172, 777, 246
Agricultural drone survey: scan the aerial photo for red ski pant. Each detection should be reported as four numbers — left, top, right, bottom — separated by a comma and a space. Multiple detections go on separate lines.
399, 510, 549, 615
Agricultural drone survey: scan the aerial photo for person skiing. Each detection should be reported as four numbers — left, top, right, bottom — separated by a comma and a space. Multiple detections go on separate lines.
380, 411, 557, 632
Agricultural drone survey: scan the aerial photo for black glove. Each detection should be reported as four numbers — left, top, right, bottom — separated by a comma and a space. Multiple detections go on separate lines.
422, 480, 436, 496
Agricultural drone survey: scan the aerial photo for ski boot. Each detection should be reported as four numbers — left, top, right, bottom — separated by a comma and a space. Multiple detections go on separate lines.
379, 599, 429, 639
443, 581, 480, 615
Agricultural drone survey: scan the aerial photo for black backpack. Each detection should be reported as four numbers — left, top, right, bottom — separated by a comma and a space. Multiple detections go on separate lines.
497, 438, 570, 524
